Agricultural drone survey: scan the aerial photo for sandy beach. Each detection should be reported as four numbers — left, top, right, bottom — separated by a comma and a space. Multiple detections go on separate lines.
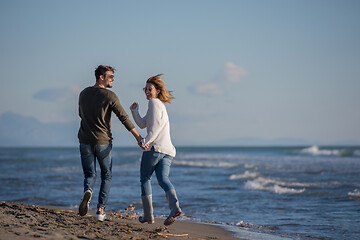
0, 201, 242, 240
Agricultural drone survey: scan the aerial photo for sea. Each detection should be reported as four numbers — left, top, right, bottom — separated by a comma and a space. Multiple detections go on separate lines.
0, 146, 359, 240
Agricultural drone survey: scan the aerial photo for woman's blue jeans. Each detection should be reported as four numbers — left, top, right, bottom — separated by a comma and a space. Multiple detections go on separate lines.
140, 147, 175, 196
80, 144, 112, 209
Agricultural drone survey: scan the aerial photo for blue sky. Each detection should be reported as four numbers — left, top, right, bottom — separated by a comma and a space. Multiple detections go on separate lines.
0, 0, 359, 146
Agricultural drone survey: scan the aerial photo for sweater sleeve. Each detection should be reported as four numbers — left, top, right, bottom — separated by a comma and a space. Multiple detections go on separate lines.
143, 99, 163, 145
112, 95, 135, 131
130, 105, 147, 129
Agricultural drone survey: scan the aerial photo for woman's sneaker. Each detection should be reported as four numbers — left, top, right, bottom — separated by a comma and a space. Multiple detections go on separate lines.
96, 208, 106, 222
79, 190, 92, 216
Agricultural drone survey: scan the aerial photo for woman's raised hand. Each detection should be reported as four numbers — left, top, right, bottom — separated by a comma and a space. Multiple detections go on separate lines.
130, 102, 138, 110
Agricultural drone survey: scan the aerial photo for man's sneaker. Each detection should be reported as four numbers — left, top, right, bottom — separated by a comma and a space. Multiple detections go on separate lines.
79, 190, 92, 216
96, 209, 106, 222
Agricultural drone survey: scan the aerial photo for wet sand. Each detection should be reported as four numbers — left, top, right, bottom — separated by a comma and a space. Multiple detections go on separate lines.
0, 201, 242, 240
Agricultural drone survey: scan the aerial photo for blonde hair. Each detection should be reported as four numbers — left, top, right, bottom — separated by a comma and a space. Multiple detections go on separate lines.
146, 74, 175, 104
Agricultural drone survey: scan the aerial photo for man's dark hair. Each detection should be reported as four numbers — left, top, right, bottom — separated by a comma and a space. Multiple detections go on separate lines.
95, 65, 116, 81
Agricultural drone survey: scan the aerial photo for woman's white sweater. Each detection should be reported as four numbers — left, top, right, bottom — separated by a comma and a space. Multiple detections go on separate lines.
131, 98, 176, 157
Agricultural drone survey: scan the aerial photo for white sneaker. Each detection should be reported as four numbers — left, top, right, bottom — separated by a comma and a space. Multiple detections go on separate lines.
96, 210, 106, 221
79, 190, 92, 216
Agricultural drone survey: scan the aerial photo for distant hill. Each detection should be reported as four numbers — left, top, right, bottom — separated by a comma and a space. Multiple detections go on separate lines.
0, 112, 136, 147
217, 137, 313, 146
216, 137, 360, 147
0, 112, 358, 147
0, 112, 78, 147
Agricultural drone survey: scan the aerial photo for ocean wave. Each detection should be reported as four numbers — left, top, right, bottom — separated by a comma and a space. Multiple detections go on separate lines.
243, 176, 306, 194
168, 214, 280, 233
299, 145, 357, 157
245, 178, 306, 194
244, 164, 258, 169
230, 171, 344, 190
230, 171, 259, 180
173, 160, 240, 168
234, 221, 279, 230
348, 189, 360, 198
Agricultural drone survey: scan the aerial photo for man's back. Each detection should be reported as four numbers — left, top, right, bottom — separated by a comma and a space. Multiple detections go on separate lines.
78, 87, 133, 145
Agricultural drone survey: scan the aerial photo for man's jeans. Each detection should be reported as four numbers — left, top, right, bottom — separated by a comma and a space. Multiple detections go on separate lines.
80, 144, 112, 209
140, 147, 175, 196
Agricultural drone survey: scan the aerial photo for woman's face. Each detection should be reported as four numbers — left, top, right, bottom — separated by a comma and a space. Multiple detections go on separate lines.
144, 83, 160, 100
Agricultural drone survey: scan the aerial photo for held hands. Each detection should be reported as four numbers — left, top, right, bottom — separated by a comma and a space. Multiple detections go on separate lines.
143, 142, 150, 150
138, 141, 146, 150
136, 135, 149, 150
138, 139, 150, 150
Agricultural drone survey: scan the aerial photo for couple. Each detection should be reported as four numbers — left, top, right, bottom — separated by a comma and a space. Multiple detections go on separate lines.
77, 65, 181, 226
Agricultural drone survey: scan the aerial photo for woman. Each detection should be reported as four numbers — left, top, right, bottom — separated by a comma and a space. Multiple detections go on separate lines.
130, 74, 181, 226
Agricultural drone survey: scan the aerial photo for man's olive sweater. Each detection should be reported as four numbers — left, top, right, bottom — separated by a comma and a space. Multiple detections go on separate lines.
78, 87, 134, 144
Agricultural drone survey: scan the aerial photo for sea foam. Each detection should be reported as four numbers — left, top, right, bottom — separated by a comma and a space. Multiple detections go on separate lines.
299, 145, 358, 157
348, 189, 360, 198
230, 171, 259, 180
300, 145, 339, 156
231, 171, 307, 194
244, 177, 306, 194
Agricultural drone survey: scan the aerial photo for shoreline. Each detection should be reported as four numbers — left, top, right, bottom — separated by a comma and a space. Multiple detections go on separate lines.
0, 201, 243, 240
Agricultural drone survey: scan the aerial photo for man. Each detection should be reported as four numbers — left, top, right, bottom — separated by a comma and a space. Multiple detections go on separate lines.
78, 65, 144, 221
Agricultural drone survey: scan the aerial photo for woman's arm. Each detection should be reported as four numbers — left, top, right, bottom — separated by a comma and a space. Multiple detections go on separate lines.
143, 99, 163, 145
130, 102, 147, 129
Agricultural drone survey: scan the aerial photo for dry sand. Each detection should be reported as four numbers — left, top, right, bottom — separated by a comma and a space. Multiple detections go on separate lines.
0, 201, 242, 240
